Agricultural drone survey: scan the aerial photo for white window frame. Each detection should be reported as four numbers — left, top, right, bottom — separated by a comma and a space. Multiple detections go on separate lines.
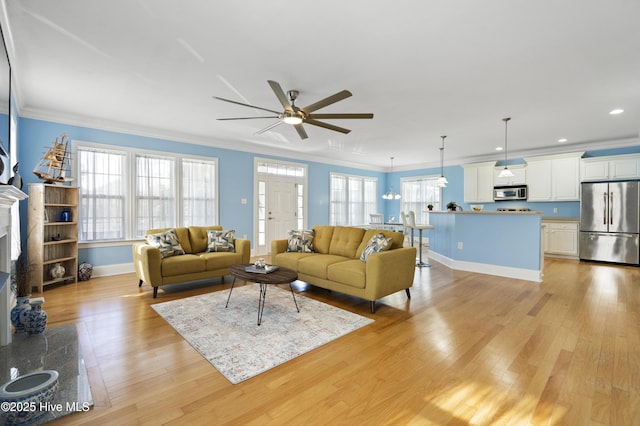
330, 172, 378, 226
400, 175, 442, 224
72, 140, 218, 244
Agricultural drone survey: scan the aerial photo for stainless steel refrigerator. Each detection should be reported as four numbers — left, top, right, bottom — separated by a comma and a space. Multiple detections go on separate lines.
579, 180, 640, 264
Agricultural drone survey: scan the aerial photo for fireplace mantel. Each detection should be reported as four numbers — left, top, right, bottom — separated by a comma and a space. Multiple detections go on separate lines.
1, 184, 28, 346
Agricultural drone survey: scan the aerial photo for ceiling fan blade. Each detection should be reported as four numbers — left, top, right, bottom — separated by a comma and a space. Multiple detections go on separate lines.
213, 96, 281, 115
301, 90, 352, 113
307, 113, 374, 119
305, 119, 351, 134
267, 80, 293, 112
256, 121, 284, 134
217, 116, 280, 120
294, 124, 308, 140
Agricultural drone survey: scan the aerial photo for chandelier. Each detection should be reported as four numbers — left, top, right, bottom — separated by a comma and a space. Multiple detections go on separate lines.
382, 157, 401, 200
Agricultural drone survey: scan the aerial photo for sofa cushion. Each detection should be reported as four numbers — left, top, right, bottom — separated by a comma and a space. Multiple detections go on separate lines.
161, 254, 206, 276
188, 226, 223, 253
329, 226, 366, 258
356, 229, 405, 259
206, 230, 236, 252
200, 252, 243, 270
287, 229, 315, 252
298, 254, 350, 279
272, 252, 315, 271
327, 259, 366, 289
311, 226, 334, 254
145, 229, 186, 258
360, 233, 392, 262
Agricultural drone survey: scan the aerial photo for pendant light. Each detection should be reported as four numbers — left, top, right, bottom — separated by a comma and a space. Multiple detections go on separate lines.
436, 135, 448, 188
498, 117, 515, 178
382, 157, 401, 200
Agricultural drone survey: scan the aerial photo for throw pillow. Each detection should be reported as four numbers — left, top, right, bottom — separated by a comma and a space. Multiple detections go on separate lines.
287, 229, 315, 253
360, 233, 392, 262
206, 230, 236, 252
145, 229, 185, 258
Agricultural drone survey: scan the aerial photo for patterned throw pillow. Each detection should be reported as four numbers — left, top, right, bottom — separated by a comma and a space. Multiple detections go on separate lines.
206, 230, 236, 252
360, 233, 392, 262
145, 229, 185, 258
287, 229, 315, 253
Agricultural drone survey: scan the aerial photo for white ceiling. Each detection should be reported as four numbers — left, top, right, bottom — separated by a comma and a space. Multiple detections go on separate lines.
2, 0, 639, 170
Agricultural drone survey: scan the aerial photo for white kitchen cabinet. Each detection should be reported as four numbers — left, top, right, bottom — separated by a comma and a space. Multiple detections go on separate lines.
463, 161, 496, 203
525, 152, 583, 201
581, 154, 640, 181
493, 164, 526, 186
542, 220, 579, 258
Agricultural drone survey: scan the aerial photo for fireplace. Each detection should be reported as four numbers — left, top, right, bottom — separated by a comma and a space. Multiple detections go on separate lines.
0, 185, 28, 346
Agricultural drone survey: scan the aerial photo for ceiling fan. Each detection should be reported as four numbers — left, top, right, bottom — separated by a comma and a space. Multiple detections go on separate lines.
214, 80, 374, 140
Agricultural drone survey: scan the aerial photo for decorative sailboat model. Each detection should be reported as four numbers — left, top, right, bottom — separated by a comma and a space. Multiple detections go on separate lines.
33, 133, 74, 184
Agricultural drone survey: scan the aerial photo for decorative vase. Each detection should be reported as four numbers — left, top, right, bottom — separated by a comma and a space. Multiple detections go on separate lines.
0, 370, 59, 425
10, 296, 31, 335
60, 209, 71, 222
27, 297, 47, 335
50, 262, 65, 279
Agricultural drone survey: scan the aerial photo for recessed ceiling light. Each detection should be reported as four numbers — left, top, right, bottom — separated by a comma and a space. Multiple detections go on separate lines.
558, 138, 568, 143
495, 146, 503, 151
609, 108, 624, 115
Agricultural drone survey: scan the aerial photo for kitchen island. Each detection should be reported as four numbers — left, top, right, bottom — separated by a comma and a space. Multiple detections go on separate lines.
426, 211, 543, 282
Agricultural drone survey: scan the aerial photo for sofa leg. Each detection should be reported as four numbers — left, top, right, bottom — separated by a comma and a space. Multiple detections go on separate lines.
153, 287, 158, 298
221, 275, 225, 284
405, 288, 411, 299
138, 279, 143, 287
370, 300, 376, 313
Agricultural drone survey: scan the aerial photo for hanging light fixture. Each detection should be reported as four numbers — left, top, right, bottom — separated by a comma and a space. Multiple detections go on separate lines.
498, 117, 515, 178
382, 157, 401, 200
436, 135, 448, 188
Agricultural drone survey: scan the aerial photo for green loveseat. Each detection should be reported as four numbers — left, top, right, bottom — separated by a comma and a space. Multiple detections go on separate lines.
271, 226, 416, 313
132, 226, 250, 297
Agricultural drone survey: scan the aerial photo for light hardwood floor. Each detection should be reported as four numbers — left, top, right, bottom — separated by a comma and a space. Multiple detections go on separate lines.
44, 257, 639, 425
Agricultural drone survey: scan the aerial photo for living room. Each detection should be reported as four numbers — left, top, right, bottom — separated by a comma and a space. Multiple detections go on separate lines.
1, 1, 640, 424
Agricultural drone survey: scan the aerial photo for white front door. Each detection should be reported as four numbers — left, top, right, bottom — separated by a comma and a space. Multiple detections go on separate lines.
266, 177, 298, 249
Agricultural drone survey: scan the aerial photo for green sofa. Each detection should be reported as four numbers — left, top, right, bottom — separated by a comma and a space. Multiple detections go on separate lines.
271, 226, 416, 313
132, 226, 250, 297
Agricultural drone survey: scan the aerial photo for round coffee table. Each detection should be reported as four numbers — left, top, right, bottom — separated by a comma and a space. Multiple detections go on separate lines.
227, 264, 299, 325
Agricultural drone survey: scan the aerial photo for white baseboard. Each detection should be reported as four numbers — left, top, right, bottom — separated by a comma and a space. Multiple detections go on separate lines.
428, 251, 542, 283
91, 262, 135, 278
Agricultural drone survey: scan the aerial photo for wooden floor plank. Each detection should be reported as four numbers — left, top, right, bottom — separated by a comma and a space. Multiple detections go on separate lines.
33, 257, 640, 425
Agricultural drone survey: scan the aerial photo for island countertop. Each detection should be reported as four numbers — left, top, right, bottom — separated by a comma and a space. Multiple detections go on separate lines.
428, 210, 543, 215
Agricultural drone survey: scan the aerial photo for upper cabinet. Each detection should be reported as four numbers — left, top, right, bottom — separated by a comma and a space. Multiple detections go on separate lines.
524, 152, 583, 201
581, 154, 640, 181
493, 164, 526, 186
463, 161, 496, 203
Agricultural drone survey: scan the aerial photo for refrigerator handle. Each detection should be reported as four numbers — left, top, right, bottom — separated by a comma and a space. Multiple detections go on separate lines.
603, 191, 608, 225
610, 191, 613, 225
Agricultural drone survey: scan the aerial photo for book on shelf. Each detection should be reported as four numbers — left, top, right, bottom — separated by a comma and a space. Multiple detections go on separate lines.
244, 265, 279, 274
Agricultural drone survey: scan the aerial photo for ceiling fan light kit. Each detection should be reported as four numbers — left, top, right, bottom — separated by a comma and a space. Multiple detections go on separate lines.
498, 117, 515, 178
215, 80, 373, 140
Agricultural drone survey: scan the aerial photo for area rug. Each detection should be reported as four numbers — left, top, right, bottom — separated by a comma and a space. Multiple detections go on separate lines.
151, 285, 374, 384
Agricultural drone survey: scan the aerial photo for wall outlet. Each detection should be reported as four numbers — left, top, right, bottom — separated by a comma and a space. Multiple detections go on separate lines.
553, 207, 558, 213
241, 198, 247, 205
457, 242, 463, 250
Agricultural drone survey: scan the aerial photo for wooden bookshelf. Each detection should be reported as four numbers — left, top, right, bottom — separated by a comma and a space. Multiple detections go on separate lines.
27, 183, 79, 293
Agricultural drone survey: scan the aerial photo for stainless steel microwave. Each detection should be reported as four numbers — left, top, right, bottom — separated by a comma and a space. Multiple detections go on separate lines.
493, 185, 527, 201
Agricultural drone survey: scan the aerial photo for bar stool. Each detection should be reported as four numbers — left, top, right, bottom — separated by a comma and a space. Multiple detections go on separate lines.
400, 211, 412, 246
407, 211, 434, 267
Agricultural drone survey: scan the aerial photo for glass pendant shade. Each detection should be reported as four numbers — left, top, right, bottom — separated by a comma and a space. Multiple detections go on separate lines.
437, 135, 447, 188
498, 167, 515, 178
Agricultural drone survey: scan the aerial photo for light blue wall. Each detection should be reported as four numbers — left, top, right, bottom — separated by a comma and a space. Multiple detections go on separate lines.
14, 115, 640, 268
